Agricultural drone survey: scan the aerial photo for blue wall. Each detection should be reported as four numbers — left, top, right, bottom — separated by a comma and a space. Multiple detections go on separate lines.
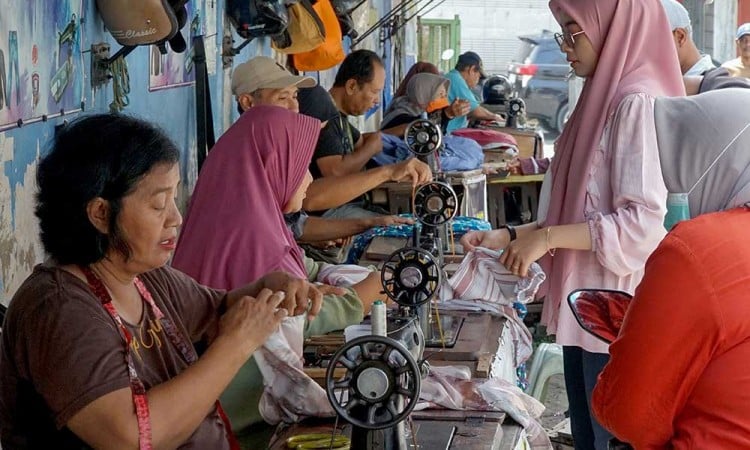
0, 0, 397, 301
0, 0, 228, 300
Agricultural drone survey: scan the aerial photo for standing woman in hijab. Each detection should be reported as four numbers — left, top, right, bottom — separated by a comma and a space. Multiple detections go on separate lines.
461, 1, 684, 448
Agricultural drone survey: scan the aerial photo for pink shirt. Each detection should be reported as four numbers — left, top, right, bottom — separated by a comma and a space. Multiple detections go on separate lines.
540, 93, 667, 354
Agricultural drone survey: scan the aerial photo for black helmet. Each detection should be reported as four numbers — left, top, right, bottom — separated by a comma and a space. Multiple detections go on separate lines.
483, 75, 512, 105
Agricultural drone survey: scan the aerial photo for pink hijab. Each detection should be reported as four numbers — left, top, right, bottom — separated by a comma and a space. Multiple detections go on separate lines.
541, 0, 684, 301
172, 105, 320, 289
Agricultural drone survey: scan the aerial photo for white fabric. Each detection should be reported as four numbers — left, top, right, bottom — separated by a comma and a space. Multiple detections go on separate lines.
491, 322, 521, 383
255, 264, 373, 424
255, 316, 334, 424
316, 263, 373, 285
416, 366, 552, 449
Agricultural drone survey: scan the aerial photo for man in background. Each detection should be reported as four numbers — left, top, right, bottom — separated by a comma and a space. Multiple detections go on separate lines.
445, 51, 503, 133
722, 23, 750, 79
660, 0, 715, 75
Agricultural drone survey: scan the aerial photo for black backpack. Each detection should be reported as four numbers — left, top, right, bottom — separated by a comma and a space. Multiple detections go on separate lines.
227, 0, 289, 40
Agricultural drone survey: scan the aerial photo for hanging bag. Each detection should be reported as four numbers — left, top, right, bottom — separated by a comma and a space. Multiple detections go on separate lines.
227, 0, 289, 40
272, 0, 326, 54
290, 0, 345, 72
96, 0, 189, 57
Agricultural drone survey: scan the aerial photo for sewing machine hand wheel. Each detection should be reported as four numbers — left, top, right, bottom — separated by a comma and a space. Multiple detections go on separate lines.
404, 119, 442, 156
508, 98, 525, 116
414, 181, 458, 226
381, 248, 441, 307
326, 335, 421, 430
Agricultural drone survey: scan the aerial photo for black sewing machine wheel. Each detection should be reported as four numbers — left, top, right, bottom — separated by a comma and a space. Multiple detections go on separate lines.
413, 181, 458, 226
381, 247, 441, 307
404, 119, 442, 156
326, 335, 421, 430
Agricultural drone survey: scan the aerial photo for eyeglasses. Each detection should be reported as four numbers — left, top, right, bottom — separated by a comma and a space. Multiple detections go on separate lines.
554, 30, 586, 49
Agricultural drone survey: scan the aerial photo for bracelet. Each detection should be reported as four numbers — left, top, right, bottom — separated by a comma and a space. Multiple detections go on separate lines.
546, 227, 556, 257
501, 224, 517, 241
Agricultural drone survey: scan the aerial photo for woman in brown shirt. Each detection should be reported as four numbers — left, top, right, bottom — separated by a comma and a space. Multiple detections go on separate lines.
0, 114, 323, 449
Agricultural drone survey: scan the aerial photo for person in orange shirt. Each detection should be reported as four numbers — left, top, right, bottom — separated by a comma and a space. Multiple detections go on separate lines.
592, 207, 750, 449
592, 88, 750, 448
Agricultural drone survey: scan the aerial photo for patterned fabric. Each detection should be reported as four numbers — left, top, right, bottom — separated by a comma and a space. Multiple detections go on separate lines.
346, 215, 491, 264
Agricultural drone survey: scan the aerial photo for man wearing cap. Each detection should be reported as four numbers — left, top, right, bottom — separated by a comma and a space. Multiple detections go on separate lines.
722, 23, 750, 79
231, 56, 317, 114
230, 55, 410, 252
660, 0, 715, 76
445, 51, 503, 133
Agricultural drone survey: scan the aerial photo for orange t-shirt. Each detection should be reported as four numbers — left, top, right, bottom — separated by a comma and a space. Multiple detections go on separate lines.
592, 207, 750, 449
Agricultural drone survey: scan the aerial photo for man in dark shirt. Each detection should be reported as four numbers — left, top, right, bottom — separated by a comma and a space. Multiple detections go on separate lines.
301, 50, 432, 219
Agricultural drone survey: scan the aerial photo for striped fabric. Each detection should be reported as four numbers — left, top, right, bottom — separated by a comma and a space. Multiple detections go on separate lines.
443, 248, 546, 367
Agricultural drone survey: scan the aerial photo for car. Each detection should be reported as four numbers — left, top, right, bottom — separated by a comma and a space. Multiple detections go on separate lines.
507, 30, 571, 132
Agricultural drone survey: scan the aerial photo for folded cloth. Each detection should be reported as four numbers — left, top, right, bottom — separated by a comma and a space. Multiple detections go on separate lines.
442, 248, 546, 367
416, 366, 552, 450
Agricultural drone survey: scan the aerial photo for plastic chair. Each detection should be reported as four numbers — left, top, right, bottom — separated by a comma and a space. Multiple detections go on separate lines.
527, 342, 564, 402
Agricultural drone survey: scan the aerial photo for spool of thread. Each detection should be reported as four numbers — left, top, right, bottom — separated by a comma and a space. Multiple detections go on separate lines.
371, 300, 387, 337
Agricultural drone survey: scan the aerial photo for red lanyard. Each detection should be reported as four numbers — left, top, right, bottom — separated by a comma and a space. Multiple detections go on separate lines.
80, 266, 239, 450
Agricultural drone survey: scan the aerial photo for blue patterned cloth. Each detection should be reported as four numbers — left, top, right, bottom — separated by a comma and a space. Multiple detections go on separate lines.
346, 215, 492, 264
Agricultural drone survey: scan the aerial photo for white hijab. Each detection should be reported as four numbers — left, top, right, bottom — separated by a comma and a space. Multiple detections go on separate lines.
655, 88, 750, 217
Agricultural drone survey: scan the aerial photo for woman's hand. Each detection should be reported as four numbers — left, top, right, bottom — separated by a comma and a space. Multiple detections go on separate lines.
445, 99, 471, 118
507, 158, 522, 175
498, 228, 547, 277
460, 229, 511, 252
259, 271, 323, 318
218, 289, 288, 357
316, 284, 347, 296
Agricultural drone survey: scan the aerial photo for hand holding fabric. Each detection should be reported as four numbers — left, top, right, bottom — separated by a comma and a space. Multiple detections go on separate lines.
217, 289, 288, 358
258, 271, 323, 319
460, 229, 511, 252
498, 229, 547, 278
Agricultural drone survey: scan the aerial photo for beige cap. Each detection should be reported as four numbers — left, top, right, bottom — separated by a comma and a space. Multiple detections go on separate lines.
231, 56, 317, 96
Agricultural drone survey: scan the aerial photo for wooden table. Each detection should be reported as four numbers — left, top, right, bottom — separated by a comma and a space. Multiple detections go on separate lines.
426, 312, 507, 379
486, 174, 544, 228
268, 414, 525, 450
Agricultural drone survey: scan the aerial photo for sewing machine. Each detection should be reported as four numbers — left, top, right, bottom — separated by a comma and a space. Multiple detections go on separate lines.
320, 120, 462, 450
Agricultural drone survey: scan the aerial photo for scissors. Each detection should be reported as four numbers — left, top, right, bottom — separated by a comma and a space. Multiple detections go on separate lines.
285, 433, 350, 449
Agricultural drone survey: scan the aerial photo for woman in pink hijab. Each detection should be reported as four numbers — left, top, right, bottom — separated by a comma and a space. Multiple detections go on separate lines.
172, 106, 382, 440
461, 1, 684, 448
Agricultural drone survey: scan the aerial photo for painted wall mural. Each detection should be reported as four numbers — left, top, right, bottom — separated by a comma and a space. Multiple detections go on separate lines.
0, 0, 84, 129
149, 0, 217, 90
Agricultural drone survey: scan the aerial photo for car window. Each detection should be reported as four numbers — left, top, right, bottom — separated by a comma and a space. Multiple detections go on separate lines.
531, 45, 566, 65
513, 41, 535, 63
